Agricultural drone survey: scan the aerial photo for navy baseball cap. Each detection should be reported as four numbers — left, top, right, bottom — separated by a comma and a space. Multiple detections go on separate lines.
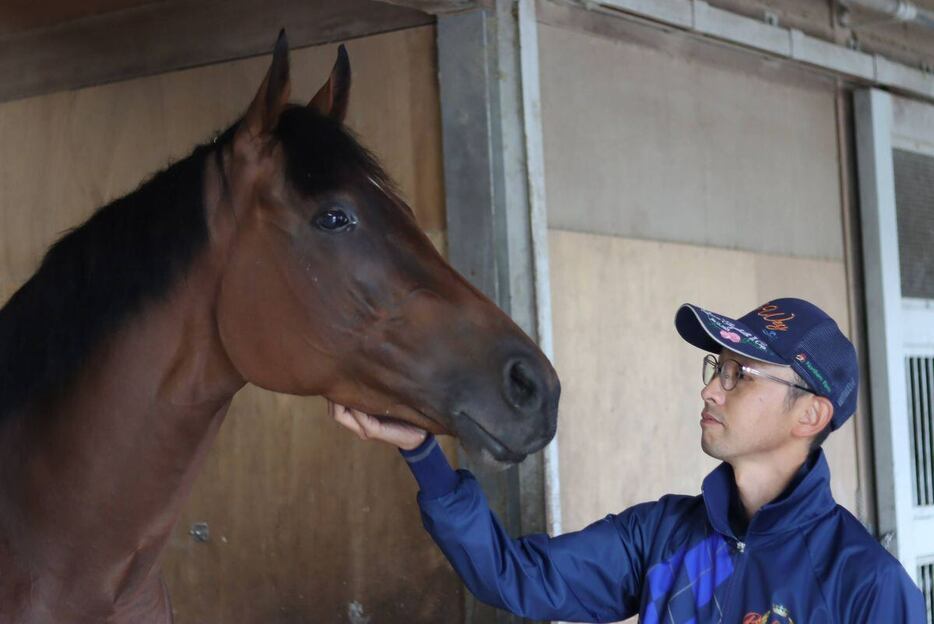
675, 298, 859, 430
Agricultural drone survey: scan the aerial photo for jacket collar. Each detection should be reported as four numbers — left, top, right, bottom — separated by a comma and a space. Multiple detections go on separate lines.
701, 449, 836, 542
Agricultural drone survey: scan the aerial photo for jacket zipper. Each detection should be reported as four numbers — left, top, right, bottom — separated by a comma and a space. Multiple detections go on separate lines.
720, 539, 748, 623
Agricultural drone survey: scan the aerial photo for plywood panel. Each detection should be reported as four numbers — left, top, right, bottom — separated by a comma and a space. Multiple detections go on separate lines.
163, 391, 462, 623
0, 25, 460, 623
549, 230, 858, 537
539, 21, 845, 261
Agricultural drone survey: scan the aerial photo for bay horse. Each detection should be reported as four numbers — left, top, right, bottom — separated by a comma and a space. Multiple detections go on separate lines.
0, 33, 559, 623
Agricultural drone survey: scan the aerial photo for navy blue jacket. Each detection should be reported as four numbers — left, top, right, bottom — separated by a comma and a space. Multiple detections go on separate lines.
402, 435, 926, 623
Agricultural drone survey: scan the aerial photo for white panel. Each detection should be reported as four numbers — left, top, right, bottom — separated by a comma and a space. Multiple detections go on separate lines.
790, 29, 875, 80
694, 1, 791, 57
904, 300, 934, 350
595, 0, 693, 28
877, 55, 934, 101
856, 87, 933, 585
519, 0, 563, 537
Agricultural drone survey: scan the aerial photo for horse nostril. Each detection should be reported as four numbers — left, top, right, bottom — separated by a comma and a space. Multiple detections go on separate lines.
504, 358, 542, 412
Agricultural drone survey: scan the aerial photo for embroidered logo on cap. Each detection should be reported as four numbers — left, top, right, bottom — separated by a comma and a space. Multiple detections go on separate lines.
757, 304, 795, 332
719, 330, 741, 343
702, 310, 769, 352
798, 354, 833, 394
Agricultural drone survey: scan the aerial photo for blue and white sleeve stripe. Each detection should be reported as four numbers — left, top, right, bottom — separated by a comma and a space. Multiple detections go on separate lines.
399, 434, 459, 499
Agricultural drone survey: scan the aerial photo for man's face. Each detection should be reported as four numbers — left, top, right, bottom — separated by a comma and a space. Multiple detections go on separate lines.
699, 348, 800, 463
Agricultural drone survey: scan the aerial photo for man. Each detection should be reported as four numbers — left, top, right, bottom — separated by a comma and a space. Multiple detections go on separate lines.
330, 298, 926, 622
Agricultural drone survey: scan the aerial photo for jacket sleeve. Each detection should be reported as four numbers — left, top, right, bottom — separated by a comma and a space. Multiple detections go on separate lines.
848, 560, 927, 623
401, 436, 649, 622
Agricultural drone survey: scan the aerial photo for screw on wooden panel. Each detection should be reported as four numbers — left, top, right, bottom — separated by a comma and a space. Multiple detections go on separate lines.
839, 5, 852, 27
189, 522, 209, 543
764, 10, 780, 26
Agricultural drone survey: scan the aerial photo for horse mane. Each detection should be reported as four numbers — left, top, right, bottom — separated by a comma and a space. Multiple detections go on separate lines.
0, 107, 399, 422
0, 128, 235, 421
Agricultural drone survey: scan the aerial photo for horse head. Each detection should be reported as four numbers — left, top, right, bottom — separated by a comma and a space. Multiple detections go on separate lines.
214, 33, 559, 465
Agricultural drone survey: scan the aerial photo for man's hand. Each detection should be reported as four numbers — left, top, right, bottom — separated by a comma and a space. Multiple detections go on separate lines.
328, 401, 428, 451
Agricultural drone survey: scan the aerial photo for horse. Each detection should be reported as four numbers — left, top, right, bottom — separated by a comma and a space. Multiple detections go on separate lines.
0, 32, 560, 623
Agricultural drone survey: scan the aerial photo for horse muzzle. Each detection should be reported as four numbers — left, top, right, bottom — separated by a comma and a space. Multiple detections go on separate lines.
449, 352, 560, 466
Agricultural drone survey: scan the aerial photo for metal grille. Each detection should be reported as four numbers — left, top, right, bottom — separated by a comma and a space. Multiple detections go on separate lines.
907, 356, 934, 507
894, 149, 934, 299
920, 561, 934, 624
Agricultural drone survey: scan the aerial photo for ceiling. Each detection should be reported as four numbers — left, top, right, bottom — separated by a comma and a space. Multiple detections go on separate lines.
0, 0, 159, 37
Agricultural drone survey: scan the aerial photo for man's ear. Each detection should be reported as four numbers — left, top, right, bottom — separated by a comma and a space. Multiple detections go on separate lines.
792, 395, 834, 440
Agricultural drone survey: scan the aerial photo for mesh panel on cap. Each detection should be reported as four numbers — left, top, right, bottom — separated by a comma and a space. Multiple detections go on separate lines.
795, 322, 858, 427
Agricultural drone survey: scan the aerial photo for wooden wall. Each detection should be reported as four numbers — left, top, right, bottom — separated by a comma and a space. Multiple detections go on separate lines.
549, 233, 857, 532
0, 25, 462, 623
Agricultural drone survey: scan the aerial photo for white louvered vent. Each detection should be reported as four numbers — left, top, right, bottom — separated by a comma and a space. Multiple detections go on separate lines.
907, 357, 934, 508
919, 560, 934, 624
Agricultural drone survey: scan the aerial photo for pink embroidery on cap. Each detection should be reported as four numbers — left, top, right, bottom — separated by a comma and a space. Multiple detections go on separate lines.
720, 330, 741, 343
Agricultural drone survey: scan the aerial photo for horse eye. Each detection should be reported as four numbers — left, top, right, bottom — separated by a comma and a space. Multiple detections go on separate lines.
314, 209, 356, 232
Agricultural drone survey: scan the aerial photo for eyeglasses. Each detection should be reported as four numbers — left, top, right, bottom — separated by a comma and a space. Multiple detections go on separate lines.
702, 354, 815, 393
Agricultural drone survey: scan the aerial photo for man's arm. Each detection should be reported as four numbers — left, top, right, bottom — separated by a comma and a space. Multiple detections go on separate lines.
330, 403, 647, 622
848, 561, 927, 623
329, 404, 654, 622
401, 434, 645, 622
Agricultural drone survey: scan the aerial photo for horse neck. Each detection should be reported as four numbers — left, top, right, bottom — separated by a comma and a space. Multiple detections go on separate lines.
0, 158, 245, 603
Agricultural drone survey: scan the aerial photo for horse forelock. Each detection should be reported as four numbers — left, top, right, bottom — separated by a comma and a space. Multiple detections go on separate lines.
275, 106, 401, 203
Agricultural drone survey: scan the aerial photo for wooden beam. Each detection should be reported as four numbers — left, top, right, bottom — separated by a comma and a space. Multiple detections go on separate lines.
0, 0, 432, 103
375, 0, 483, 14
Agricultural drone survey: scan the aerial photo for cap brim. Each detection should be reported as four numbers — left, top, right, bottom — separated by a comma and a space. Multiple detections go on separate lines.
675, 304, 788, 366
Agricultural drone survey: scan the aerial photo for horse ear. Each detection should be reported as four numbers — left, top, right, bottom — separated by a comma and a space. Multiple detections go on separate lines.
309, 44, 351, 122
240, 30, 291, 139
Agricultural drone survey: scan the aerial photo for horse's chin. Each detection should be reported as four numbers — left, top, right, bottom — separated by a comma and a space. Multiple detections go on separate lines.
452, 412, 528, 469
367, 412, 516, 472
369, 404, 529, 470
463, 446, 519, 473
373, 403, 450, 436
